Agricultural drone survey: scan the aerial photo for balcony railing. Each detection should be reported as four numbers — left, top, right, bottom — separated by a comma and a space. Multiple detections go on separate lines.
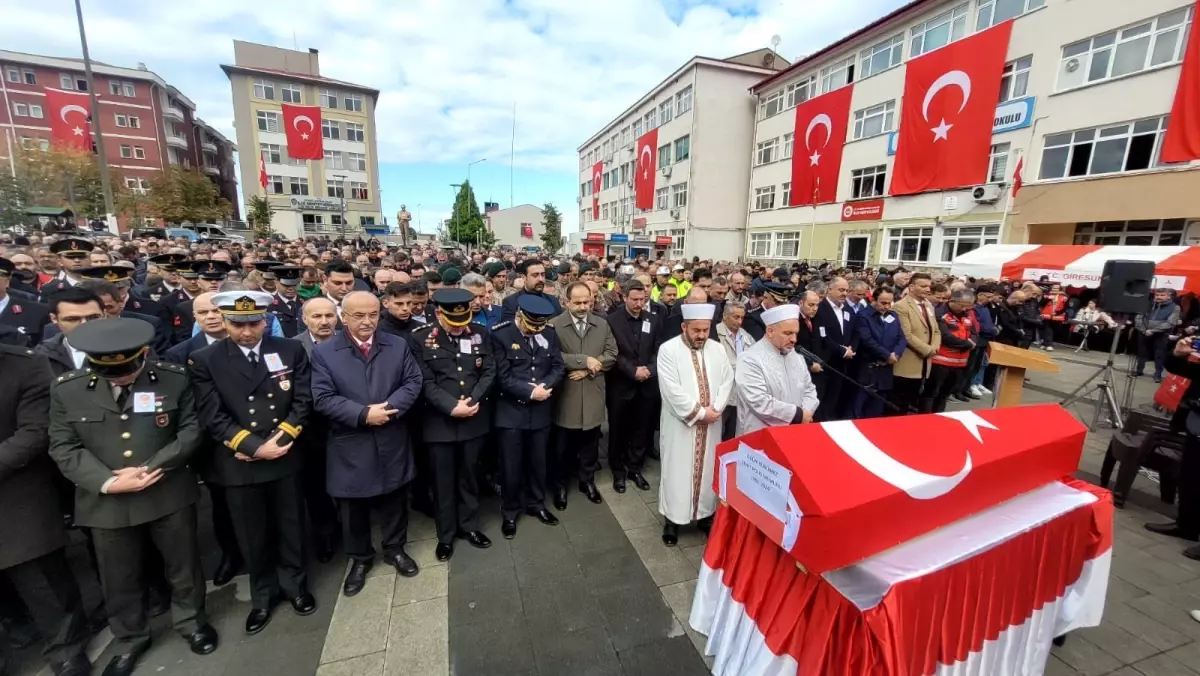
202, 165, 220, 176
163, 106, 184, 121
201, 140, 217, 153
165, 134, 188, 149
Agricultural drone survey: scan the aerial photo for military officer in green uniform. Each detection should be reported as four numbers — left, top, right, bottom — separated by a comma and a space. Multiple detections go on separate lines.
47, 318, 218, 676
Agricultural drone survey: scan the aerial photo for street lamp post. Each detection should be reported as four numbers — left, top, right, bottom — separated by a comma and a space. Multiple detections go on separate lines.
332, 173, 346, 240
74, 0, 116, 232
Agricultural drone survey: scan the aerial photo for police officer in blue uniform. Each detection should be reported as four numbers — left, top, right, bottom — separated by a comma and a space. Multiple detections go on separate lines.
268, 266, 303, 338
489, 295, 565, 539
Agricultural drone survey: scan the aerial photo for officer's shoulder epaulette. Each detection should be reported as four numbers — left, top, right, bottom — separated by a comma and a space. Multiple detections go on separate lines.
56, 368, 94, 384
0, 343, 36, 359
491, 321, 512, 330
411, 323, 434, 334
152, 361, 187, 375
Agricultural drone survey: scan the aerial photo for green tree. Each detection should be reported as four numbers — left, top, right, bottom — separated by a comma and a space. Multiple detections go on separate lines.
148, 165, 231, 225
247, 195, 275, 240
540, 202, 563, 253
8, 145, 112, 220
446, 180, 487, 247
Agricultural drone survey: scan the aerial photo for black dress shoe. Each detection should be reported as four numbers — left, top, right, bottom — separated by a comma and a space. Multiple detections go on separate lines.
101, 641, 150, 676
457, 530, 492, 549
212, 556, 242, 587
316, 537, 335, 564
290, 593, 316, 616
553, 486, 568, 511
245, 607, 272, 635
528, 507, 560, 526
1144, 521, 1200, 541
343, 559, 374, 597
629, 471, 650, 491
386, 551, 419, 577
580, 481, 603, 504
1184, 543, 1200, 561
436, 543, 454, 561
187, 624, 218, 655
56, 653, 91, 676
662, 523, 679, 547
612, 477, 627, 494
502, 519, 517, 539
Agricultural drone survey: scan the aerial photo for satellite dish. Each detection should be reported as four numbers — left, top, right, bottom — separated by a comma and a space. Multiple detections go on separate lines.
770, 35, 781, 48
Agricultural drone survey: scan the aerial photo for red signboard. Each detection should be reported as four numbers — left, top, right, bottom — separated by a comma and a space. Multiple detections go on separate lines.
655, 236, 673, 246
585, 232, 606, 241
632, 217, 647, 230
841, 199, 885, 222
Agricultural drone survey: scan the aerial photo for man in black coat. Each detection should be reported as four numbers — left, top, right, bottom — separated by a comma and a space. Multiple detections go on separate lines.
500, 259, 562, 322
1145, 336, 1200, 561
812, 276, 860, 421
171, 261, 231, 343
605, 280, 662, 494
268, 266, 303, 338
189, 291, 315, 634
37, 238, 93, 302
0, 257, 51, 347
742, 282, 791, 342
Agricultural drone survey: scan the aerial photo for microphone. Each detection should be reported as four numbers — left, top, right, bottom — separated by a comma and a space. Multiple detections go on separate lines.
793, 343, 901, 414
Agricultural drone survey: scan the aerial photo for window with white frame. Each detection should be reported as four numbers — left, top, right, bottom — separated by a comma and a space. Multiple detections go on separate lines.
819, 56, 854, 94
108, 80, 134, 97
342, 121, 364, 142
254, 79, 276, 100
288, 177, 309, 196
977, 0, 1045, 30
759, 90, 785, 120
115, 114, 129, 128
999, 56, 1033, 103
910, 3, 968, 57
1040, 116, 1172, 180
619, 163, 629, 185
674, 135, 690, 162
4, 67, 18, 83
330, 215, 345, 226
940, 225, 1000, 262
748, 232, 772, 258
885, 227, 934, 262
127, 115, 140, 129
1073, 219, 1187, 246
859, 35, 903, 79
670, 228, 686, 257
257, 110, 280, 133
26, 104, 43, 119
324, 150, 344, 170
59, 73, 74, 90
851, 165, 887, 198
782, 181, 792, 206
1058, 7, 1193, 91
655, 187, 669, 211
601, 203, 610, 220
633, 118, 643, 139
676, 86, 693, 114
671, 183, 688, 208
281, 84, 302, 104
786, 76, 816, 108
322, 119, 340, 140
124, 177, 149, 194
122, 82, 135, 97
602, 171, 610, 190
756, 137, 779, 165
621, 125, 631, 148
108, 81, 121, 96
350, 181, 369, 200
327, 180, 345, 198
12, 103, 28, 117
119, 145, 133, 159
989, 143, 1011, 182
267, 175, 285, 194
853, 100, 896, 140
774, 231, 801, 259
645, 108, 657, 130
302, 214, 324, 227
348, 152, 367, 171
133, 146, 145, 160
659, 98, 673, 125
320, 89, 339, 109
22, 70, 35, 85
260, 143, 282, 164
284, 148, 306, 166
782, 132, 794, 159
344, 93, 364, 112
658, 143, 672, 168
754, 186, 776, 211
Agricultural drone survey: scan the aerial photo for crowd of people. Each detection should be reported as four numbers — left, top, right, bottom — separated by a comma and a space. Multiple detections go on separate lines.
2, 228, 1198, 675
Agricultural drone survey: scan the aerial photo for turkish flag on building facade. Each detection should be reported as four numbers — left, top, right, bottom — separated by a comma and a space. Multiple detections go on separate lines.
1161, 0, 1200, 162
281, 103, 323, 160
44, 87, 94, 151
520, 223, 533, 238
591, 161, 603, 220
789, 85, 854, 206
891, 20, 1014, 196
634, 129, 658, 211
259, 155, 268, 191
1011, 156, 1024, 198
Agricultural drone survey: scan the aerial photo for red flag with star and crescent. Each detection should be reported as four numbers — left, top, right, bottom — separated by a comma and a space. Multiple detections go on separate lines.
634, 129, 658, 211
281, 103, 323, 160
789, 85, 854, 206
890, 20, 1014, 196
44, 87, 95, 151
591, 161, 603, 220
1161, 0, 1200, 162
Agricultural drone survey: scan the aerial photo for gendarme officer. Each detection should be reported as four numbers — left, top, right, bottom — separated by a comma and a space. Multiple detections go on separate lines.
409, 288, 495, 561
47, 318, 218, 676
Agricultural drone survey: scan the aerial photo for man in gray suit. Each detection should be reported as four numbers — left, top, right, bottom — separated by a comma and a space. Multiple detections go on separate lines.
297, 298, 338, 355
548, 281, 617, 508
297, 297, 340, 560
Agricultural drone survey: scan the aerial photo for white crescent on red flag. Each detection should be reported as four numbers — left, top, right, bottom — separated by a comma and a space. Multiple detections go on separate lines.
1161, 0, 1200, 162
591, 161, 603, 220
281, 103, 324, 160
43, 87, 94, 152
788, 85, 853, 206
634, 129, 658, 211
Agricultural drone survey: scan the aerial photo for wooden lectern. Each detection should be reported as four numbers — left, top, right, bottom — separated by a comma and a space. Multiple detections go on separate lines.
988, 343, 1060, 408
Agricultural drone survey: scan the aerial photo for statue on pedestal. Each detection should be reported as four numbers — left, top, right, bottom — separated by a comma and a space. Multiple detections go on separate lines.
397, 205, 412, 245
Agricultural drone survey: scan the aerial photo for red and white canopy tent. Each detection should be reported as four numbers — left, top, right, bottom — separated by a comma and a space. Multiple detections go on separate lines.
950, 244, 1200, 295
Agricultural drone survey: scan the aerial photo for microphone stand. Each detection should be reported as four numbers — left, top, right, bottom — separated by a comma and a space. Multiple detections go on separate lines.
794, 343, 903, 414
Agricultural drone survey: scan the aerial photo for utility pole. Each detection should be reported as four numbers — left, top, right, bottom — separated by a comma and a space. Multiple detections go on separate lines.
332, 173, 347, 241
75, 0, 116, 232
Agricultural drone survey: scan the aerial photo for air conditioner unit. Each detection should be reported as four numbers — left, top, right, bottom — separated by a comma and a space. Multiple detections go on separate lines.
661, 166, 672, 179
576, 195, 582, 204
972, 184, 1002, 204
669, 208, 680, 220
626, 179, 634, 188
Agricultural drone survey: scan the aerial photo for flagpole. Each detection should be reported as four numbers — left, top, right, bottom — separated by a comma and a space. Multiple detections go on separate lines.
74, 0, 117, 232
805, 179, 819, 263
510, 101, 516, 208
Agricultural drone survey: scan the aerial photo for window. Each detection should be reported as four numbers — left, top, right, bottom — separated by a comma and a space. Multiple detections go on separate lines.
753, 186, 776, 211
12, 103, 28, 117
674, 135, 690, 162
128, 115, 140, 129
781, 182, 792, 206
1073, 219, 1187, 246
978, 0, 1045, 30
281, 84, 302, 104
124, 177, 149, 194
4, 67, 18, 83
756, 137, 779, 165
256, 110, 280, 133
656, 187, 669, 211
109, 81, 120, 95
325, 215, 341, 226
109, 80, 135, 97
1058, 7, 1193, 91
75, 77, 88, 91
119, 145, 132, 159
324, 150, 344, 170
601, 203, 610, 220
941, 225, 1000, 262
859, 35, 903, 79
760, 90, 785, 119
344, 93, 364, 112
360, 216, 376, 226
749, 232, 772, 258
999, 56, 1033, 103
133, 146, 145, 160
619, 163, 629, 185
351, 181, 369, 200
59, 74, 74, 90
22, 70, 35, 85
885, 227, 934, 262
676, 86, 693, 114
348, 152, 367, 171
670, 228, 686, 257
633, 118, 643, 139
260, 143, 282, 164
302, 214, 324, 226
782, 133, 794, 159
327, 180, 345, 198
267, 175, 285, 194
322, 119, 340, 140
602, 171, 611, 190
288, 177, 309, 196
645, 107, 657, 130
320, 89, 339, 109
115, 114, 128, 128
253, 79, 276, 100
774, 232, 801, 259
819, 56, 855, 94
1039, 116, 1171, 179
659, 98, 673, 125
988, 143, 1010, 182
786, 77, 816, 108
285, 149, 306, 166
621, 126, 631, 148
851, 165, 888, 198
658, 143, 672, 168
28, 104, 43, 119
911, 3, 968, 57
853, 100, 896, 140
671, 183, 688, 208
345, 122, 364, 142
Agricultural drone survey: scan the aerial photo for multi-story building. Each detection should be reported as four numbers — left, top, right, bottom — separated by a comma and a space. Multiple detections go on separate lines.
745, 0, 1199, 270
0, 50, 240, 226
222, 40, 384, 240
484, 203, 545, 250
573, 49, 788, 261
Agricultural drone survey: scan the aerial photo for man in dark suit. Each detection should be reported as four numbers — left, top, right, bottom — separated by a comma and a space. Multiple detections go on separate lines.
0, 258, 51, 347
268, 266, 303, 338
500, 259, 563, 322
190, 291, 315, 635
660, 287, 721, 343
606, 280, 661, 494
812, 276, 860, 422
37, 238, 93, 302
36, 287, 105, 377
171, 261, 231, 343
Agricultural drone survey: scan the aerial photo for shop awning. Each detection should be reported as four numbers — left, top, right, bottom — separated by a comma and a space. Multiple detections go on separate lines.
951, 244, 1200, 294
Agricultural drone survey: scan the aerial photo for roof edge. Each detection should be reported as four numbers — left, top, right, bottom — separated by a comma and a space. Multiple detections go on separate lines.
220, 63, 380, 97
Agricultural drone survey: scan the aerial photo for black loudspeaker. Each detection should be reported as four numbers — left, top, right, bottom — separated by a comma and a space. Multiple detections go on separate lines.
1099, 260, 1155, 314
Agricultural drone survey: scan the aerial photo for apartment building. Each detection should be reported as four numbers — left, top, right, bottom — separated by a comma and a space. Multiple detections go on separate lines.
572, 49, 787, 261
222, 40, 384, 240
744, 0, 1198, 270
484, 203, 545, 249
0, 50, 240, 225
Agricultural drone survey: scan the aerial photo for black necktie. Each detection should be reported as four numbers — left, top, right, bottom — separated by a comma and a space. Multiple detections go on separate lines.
115, 385, 130, 409
247, 351, 258, 367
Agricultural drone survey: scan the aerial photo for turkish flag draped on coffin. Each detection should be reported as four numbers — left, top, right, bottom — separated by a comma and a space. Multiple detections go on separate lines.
890, 20, 1014, 196
634, 129, 659, 211
592, 161, 603, 220
1161, 0, 1200, 162
789, 85, 854, 206
44, 87, 95, 151
281, 103, 324, 160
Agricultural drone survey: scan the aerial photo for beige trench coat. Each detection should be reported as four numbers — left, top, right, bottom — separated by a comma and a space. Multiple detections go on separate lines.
550, 311, 618, 430
894, 295, 941, 380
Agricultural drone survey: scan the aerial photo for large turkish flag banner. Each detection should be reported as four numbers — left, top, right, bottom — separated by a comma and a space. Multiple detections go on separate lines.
634, 128, 658, 211
281, 103, 323, 160
591, 161, 603, 220
789, 85, 854, 206
1162, 0, 1200, 162
44, 87, 94, 151
891, 20, 1014, 196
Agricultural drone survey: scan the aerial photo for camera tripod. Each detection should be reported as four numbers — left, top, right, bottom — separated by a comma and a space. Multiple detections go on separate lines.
1060, 327, 1126, 431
